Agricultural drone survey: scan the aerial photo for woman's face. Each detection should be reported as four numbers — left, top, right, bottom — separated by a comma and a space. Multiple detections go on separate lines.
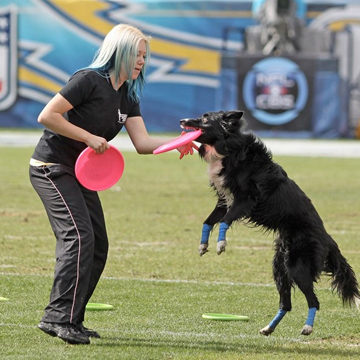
120, 39, 147, 81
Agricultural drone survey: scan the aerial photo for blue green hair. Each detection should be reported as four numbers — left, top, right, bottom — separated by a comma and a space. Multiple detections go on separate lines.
88, 24, 150, 102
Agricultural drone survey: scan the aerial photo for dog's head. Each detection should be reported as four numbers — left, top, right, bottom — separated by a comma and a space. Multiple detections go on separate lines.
180, 110, 246, 157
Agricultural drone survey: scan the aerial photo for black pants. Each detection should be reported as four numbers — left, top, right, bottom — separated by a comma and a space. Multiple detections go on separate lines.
29, 164, 109, 325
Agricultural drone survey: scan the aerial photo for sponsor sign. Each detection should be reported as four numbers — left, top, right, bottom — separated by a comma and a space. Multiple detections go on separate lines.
238, 55, 315, 132
0, 6, 17, 111
242, 57, 308, 126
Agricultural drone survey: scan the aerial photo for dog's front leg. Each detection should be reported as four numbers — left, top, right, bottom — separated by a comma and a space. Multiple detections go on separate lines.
216, 222, 229, 255
217, 199, 254, 255
199, 224, 212, 256
199, 200, 227, 256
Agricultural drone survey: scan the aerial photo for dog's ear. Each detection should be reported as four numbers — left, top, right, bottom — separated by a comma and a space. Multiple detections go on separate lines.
225, 110, 244, 120
220, 110, 245, 132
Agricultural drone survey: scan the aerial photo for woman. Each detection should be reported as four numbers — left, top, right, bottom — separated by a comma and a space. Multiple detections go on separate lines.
29, 24, 197, 345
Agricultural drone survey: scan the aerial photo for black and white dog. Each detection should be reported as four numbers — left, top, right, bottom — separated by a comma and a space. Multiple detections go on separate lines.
180, 110, 360, 336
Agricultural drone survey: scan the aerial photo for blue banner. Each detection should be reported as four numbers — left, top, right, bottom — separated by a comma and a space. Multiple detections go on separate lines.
0, 0, 356, 133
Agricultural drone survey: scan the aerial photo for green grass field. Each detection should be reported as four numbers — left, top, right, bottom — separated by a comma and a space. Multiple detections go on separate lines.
1, 145, 359, 359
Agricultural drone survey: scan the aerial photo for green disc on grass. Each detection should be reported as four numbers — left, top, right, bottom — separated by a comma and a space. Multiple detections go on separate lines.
202, 313, 249, 321
86, 303, 114, 311
0, 297, 9, 301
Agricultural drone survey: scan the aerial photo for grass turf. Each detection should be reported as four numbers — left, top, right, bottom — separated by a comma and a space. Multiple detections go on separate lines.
0, 146, 359, 359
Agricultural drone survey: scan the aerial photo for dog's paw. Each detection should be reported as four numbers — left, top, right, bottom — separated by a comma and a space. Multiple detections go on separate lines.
259, 325, 274, 336
216, 240, 227, 255
301, 325, 313, 336
199, 243, 209, 257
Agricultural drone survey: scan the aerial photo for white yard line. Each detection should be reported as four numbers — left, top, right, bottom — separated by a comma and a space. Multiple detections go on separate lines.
0, 271, 274, 287
1, 272, 337, 292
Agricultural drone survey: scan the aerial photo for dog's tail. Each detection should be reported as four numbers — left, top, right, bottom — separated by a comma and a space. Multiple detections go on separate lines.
326, 238, 360, 309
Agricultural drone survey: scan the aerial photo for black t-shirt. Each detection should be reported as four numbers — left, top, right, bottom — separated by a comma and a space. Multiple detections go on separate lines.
32, 70, 141, 167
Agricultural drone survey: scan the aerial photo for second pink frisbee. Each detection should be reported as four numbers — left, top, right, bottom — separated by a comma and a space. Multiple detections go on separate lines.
75, 145, 124, 191
153, 130, 202, 155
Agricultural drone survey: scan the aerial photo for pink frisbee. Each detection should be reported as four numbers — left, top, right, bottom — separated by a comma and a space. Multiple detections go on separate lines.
153, 130, 202, 155
75, 145, 124, 191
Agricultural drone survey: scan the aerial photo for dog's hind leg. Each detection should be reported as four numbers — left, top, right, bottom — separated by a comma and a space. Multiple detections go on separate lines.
301, 308, 317, 335
260, 240, 292, 336
260, 309, 287, 336
290, 258, 320, 336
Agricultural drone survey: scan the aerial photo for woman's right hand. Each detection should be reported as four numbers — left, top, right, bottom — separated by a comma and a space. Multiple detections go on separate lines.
85, 135, 110, 154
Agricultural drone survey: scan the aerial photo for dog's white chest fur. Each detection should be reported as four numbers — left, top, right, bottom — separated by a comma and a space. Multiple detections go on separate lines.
204, 146, 234, 208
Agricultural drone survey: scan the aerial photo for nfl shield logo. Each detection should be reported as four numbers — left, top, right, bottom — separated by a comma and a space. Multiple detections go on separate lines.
0, 6, 17, 110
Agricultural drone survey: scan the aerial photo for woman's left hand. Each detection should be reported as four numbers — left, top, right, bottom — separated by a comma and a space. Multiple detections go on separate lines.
177, 131, 199, 159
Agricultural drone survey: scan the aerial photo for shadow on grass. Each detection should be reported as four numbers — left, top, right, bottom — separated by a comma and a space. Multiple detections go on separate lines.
94, 335, 359, 357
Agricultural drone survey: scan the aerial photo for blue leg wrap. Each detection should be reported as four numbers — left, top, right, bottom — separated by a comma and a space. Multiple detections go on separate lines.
201, 223, 213, 244
305, 307, 317, 327
268, 309, 287, 329
217, 222, 229, 242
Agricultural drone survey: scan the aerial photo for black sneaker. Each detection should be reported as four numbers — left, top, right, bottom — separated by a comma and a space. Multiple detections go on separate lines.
77, 323, 101, 338
38, 321, 57, 337
38, 321, 90, 345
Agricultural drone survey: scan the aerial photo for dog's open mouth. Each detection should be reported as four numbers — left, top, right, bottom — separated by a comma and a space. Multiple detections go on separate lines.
180, 125, 202, 132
